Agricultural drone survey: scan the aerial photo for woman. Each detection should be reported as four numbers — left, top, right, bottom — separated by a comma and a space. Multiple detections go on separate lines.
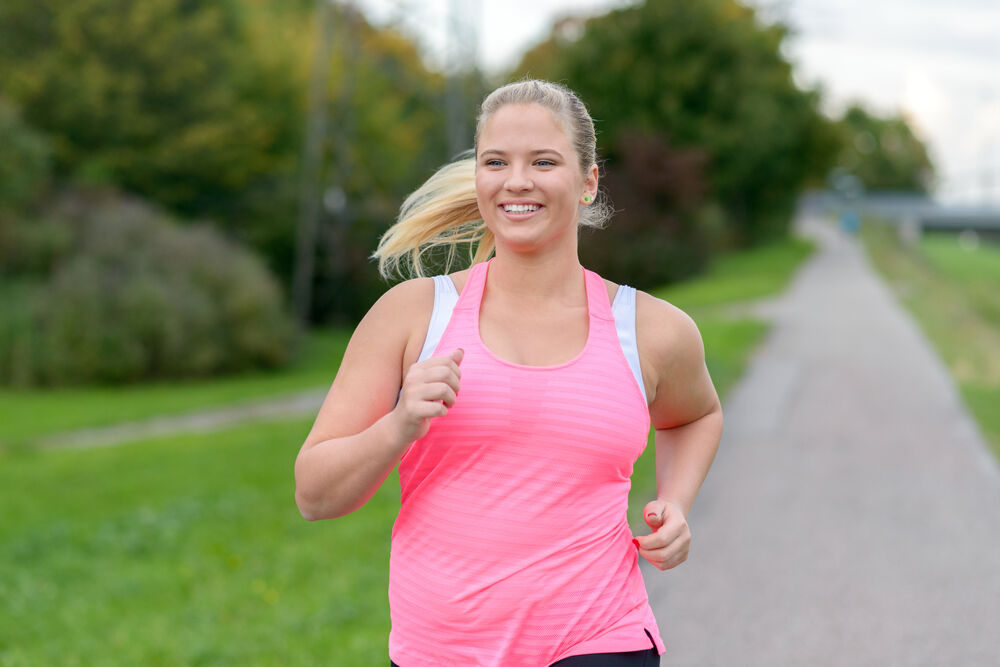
294, 80, 722, 666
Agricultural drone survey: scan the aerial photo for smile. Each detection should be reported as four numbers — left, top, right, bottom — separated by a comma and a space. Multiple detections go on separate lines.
502, 204, 541, 214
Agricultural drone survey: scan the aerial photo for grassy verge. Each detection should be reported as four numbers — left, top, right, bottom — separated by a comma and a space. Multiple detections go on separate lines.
0, 419, 398, 666
0, 236, 815, 665
0, 328, 351, 446
862, 223, 1000, 459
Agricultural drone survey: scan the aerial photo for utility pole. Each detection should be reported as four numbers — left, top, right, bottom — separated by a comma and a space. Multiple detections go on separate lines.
293, 0, 337, 325
445, 0, 479, 157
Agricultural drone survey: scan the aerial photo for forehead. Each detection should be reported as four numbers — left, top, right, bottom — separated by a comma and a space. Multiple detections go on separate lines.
478, 104, 572, 152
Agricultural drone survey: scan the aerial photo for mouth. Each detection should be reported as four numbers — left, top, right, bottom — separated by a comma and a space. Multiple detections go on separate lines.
500, 203, 542, 217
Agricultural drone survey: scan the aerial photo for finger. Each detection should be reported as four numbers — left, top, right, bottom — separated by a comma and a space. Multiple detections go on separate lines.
409, 364, 462, 396
641, 548, 688, 571
414, 382, 458, 407
638, 538, 688, 570
635, 517, 687, 551
638, 526, 691, 568
654, 539, 691, 571
420, 356, 463, 385
407, 399, 448, 420
425, 348, 464, 370
436, 384, 458, 408
643, 499, 667, 530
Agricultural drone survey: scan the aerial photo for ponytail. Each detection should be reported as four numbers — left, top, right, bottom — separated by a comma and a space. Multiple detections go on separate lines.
372, 155, 494, 280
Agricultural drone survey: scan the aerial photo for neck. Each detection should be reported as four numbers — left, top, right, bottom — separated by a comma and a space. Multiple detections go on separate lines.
486, 242, 584, 305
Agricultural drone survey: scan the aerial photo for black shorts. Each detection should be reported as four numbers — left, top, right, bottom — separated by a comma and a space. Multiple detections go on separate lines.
391, 630, 660, 666
391, 650, 657, 667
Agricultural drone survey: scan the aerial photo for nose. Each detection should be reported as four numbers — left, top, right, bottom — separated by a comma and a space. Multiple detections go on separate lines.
504, 164, 533, 192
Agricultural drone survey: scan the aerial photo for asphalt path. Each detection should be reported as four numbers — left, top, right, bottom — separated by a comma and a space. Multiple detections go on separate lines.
645, 217, 1000, 666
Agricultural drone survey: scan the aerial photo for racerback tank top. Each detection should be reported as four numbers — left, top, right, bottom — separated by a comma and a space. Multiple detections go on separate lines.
389, 259, 665, 666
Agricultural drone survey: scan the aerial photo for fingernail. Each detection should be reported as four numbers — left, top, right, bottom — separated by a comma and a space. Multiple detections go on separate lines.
632, 538, 640, 549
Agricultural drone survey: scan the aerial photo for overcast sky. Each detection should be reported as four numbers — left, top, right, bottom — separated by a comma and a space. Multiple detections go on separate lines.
354, 0, 1000, 206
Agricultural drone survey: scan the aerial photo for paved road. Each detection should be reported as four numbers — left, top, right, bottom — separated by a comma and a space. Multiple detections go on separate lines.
645, 217, 1000, 666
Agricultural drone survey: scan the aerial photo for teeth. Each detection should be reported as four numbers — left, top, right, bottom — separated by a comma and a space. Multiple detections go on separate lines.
503, 204, 540, 213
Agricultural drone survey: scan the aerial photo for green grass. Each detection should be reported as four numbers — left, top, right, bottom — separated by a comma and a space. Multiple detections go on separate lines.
862, 224, 1000, 459
0, 236, 815, 665
0, 328, 351, 445
653, 237, 814, 311
0, 419, 399, 667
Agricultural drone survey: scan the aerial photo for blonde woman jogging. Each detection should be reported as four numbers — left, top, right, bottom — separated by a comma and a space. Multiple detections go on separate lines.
294, 79, 722, 667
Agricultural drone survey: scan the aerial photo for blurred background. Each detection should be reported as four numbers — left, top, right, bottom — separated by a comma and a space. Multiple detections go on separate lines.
1, 1, 997, 664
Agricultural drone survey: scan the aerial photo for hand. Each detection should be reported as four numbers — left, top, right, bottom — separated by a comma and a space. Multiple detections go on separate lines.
388, 348, 464, 445
633, 499, 691, 571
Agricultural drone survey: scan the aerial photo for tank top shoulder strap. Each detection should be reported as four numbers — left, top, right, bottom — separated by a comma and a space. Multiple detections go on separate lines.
453, 259, 489, 311
416, 274, 460, 363
610, 283, 647, 404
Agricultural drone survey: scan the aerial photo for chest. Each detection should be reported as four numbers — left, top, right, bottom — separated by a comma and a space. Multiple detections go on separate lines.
478, 298, 589, 367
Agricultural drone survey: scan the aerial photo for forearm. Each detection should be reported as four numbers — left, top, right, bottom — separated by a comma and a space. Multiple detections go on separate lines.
294, 413, 409, 521
653, 404, 723, 517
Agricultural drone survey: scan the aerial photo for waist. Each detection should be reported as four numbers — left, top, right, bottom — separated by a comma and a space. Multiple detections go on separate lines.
389, 522, 648, 664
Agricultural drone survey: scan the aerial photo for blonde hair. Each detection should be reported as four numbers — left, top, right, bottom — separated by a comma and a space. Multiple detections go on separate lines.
374, 79, 610, 279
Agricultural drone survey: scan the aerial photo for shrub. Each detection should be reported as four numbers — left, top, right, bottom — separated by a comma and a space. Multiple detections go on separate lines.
0, 190, 298, 386
0, 97, 51, 214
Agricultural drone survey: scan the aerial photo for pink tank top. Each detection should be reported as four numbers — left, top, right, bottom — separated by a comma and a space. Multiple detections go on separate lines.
389, 259, 665, 666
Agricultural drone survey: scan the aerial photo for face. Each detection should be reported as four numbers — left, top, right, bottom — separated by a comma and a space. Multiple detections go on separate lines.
475, 104, 598, 254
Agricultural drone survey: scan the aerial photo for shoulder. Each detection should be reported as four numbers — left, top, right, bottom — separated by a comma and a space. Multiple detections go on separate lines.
634, 290, 710, 409
447, 268, 472, 294
366, 276, 435, 324
635, 290, 704, 360
356, 277, 436, 362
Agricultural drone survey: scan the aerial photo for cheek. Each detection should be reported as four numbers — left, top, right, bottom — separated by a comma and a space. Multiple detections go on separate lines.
475, 173, 499, 205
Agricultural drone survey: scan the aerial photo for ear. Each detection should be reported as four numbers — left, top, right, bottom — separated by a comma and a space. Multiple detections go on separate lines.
583, 163, 599, 201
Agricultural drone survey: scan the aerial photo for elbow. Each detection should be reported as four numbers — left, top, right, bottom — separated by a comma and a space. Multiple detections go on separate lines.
295, 488, 325, 521
295, 486, 356, 521
294, 478, 339, 521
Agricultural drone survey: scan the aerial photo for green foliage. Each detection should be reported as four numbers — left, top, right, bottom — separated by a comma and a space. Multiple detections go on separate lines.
0, 98, 52, 214
306, 11, 471, 322
0, 0, 475, 323
0, 0, 290, 208
0, 189, 298, 387
834, 105, 934, 193
514, 0, 840, 268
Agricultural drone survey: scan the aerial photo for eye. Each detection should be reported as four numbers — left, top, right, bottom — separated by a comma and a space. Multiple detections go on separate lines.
534, 159, 556, 167
483, 158, 505, 167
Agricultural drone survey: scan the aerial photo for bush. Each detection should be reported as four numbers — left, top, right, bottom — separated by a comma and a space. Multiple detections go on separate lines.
0, 189, 298, 386
0, 97, 51, 214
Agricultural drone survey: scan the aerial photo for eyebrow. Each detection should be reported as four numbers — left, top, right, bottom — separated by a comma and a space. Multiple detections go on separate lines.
480, 149, 565, 159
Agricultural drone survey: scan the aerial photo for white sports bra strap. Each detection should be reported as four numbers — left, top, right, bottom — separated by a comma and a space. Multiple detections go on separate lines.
416, 275, 460, 363
611, 285, 647, 404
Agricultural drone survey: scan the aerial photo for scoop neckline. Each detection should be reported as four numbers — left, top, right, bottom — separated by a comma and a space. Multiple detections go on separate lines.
473, 260, 593, 371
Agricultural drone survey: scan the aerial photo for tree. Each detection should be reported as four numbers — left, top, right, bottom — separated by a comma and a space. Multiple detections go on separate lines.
0, 0, 478, 322
835, 105, 934, 193
512, 0, 840, 284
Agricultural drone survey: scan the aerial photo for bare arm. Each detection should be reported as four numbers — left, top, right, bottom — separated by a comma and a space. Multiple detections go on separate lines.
293, 279, 463, 520
633, 291, 723, 569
